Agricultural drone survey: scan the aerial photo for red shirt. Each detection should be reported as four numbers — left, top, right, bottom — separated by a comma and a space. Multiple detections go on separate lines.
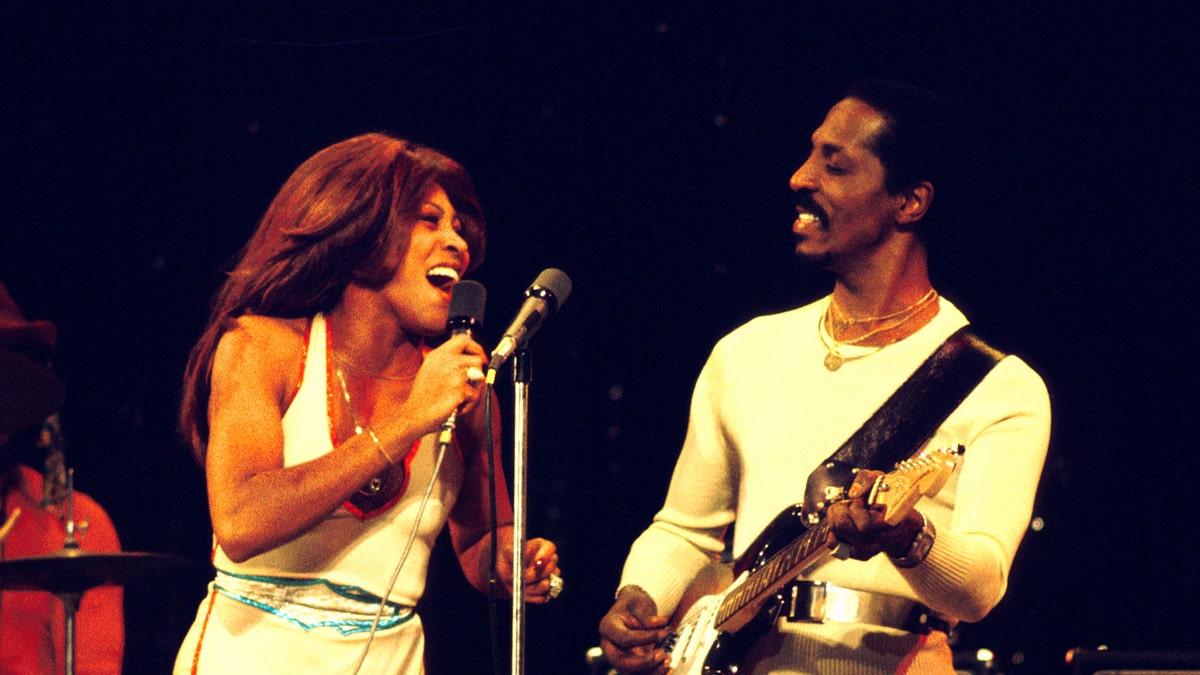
1, 465, 124, 675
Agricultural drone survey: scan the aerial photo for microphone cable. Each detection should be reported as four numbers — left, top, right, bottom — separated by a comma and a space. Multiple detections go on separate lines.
484, 382, 504, 675
350, 430, 453, 674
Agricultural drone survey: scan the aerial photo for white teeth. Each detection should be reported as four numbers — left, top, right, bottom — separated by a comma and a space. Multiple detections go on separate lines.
794, 212, 822, 233
426, 266, 460, 284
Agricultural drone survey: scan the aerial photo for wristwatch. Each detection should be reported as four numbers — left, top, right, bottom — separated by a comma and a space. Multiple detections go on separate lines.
889, 512, 936, 568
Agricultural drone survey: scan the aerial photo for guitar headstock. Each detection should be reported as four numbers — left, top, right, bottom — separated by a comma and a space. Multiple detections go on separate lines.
870, 445, 964, 525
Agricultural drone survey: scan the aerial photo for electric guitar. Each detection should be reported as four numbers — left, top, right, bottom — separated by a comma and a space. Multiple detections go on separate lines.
659, 445, 963, 675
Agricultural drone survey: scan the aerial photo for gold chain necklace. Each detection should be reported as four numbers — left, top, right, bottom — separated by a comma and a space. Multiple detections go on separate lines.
828, 288, 938, 333
819, 290, 938, 371
819, 310, 886, 371
333, 350, 410, 383
334, 367, 391, 496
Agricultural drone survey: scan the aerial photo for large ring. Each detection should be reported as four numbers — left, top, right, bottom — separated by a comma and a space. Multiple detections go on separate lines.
547, 573, 564, 599
466, 366, 485, 384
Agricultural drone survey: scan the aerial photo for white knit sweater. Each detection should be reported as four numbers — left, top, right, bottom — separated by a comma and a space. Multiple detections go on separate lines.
618, 297, 1050, 673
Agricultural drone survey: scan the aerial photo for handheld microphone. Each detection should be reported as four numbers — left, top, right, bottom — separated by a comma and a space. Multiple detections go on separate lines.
439, 280, 486, 445
446, 279, 486, 339
487, 268, 572, 372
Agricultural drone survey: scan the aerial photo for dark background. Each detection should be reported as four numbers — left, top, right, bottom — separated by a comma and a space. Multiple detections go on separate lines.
3, 2, 1199, 673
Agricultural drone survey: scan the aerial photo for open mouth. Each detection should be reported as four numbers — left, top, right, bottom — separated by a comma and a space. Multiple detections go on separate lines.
425, 265, 461, 291
793, 190, 827, 232
793, 211, 824, 234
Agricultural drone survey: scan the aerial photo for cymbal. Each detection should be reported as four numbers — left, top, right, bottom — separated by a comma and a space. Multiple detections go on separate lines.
0, 548, 200, 595
0, 348, 65, 435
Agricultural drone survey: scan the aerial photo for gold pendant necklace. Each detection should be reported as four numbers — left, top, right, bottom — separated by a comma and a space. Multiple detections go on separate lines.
824, 349, 845, 372
818, 311, 883, 371
818, 290, 939, 370
334, 367, 388, 497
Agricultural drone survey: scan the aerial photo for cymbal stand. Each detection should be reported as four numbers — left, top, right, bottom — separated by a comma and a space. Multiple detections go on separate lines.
62, 469, 80, 550
58, 469, 81, 675
54, 589, 82, 675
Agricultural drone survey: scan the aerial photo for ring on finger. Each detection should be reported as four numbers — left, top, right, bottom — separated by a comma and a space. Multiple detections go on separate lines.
548, 573, 564, 599
466, 366, 485, 384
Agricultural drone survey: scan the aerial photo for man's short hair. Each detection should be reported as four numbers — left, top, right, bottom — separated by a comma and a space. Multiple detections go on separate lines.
844, 78, 978, 229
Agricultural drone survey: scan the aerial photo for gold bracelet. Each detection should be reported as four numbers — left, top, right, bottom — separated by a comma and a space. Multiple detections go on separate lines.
364, 427, 395, 466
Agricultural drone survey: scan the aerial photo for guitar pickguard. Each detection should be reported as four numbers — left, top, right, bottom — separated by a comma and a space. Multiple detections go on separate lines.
665, 575, 783, 675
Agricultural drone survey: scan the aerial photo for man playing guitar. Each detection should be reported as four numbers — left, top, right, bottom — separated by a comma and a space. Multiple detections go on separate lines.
598, 79, 1050, 674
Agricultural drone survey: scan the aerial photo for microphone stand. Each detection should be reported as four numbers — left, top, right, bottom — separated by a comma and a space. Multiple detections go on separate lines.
509, 349, 531, 675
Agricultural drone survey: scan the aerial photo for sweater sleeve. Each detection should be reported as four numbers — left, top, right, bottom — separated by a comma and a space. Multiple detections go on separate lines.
900, 355, 1052, 622
617, 347, 739, 616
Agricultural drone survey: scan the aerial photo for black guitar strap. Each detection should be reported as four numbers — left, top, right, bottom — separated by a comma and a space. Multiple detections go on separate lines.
801, 327, 1005, 523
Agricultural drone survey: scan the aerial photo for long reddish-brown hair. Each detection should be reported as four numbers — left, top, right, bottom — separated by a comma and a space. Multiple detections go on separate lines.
180, 133, 485, 462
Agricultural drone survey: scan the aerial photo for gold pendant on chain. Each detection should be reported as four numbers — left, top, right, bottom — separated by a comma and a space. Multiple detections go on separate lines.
824, 351, 844, 371
359, 476, 384, 496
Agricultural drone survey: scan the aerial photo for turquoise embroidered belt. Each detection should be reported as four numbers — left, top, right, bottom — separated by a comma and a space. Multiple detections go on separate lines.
214, 569, 414, 636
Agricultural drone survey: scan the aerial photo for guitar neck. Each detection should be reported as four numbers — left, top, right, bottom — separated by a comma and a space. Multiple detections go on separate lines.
714, 519, 834, 632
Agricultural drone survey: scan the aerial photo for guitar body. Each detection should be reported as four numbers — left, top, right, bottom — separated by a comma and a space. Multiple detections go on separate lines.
665, 576, 781, 675
659, 446, 963, 675
665, 506, 812, 674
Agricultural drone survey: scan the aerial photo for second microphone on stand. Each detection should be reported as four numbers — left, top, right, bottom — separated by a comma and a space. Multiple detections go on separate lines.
488, 268, 572, 373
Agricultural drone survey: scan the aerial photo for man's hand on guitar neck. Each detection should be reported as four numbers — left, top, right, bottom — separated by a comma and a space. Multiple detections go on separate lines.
826, 469, 926, 562
599, 585, 671, 674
